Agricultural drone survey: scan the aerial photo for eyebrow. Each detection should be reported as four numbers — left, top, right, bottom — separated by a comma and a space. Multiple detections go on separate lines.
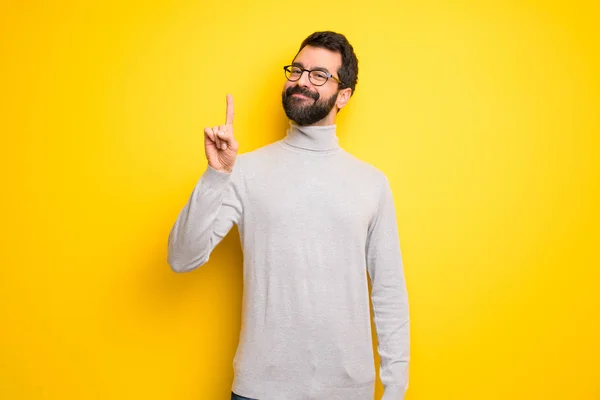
292, 61, 330, 74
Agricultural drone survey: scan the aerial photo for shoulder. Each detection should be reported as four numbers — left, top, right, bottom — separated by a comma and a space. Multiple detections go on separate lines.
231, 141, 285, 182
236, 141, 282, 165
338, 150, 390, 186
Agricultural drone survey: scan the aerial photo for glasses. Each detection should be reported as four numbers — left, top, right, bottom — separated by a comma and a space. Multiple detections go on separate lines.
283, 65, 342, 86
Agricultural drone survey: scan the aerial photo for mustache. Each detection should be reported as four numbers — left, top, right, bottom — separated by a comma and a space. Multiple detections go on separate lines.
285, 85, 320, 101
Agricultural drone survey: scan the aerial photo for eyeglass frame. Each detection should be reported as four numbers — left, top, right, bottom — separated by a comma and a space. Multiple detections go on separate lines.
283, 64, 343, 86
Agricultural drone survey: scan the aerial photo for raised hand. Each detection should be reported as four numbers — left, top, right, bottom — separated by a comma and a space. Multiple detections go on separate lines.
204, 94, 239, 173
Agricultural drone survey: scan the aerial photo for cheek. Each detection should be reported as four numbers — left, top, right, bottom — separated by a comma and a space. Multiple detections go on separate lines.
283, 81, 294, 92
320, 88, 337, 101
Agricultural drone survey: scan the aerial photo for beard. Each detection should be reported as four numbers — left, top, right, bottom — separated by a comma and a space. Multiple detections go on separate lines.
281, 85, 339, 126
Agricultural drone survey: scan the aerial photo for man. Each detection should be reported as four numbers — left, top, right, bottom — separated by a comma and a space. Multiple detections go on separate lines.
167, 31, 410, 400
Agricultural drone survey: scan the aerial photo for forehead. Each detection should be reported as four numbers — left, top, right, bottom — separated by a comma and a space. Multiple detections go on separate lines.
293, 45, 342, 72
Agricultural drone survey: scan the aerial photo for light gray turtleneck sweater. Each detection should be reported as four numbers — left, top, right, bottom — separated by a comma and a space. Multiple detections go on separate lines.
167, 123, 410, 400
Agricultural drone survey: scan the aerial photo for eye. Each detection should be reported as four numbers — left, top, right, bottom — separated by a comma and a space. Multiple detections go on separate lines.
310, 71, 329, 83
291, 67, 303, 75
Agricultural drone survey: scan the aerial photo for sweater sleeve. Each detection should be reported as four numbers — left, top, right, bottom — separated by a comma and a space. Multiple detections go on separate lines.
167, 163, 244, 273
366, 175, 410, 400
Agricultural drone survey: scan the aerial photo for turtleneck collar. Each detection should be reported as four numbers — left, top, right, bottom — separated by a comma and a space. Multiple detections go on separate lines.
282, 122, 340, 152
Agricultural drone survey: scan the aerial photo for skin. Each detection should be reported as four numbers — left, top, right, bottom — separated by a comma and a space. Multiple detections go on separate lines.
203, 94, 238, 173
283, 45, 352, 126
204, 45, 353, 173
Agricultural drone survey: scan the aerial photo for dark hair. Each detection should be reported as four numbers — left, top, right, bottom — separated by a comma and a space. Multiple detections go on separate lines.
295, 31, 359, 96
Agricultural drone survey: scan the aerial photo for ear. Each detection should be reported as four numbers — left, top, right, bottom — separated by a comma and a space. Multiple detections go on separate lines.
336, 88, 353, 110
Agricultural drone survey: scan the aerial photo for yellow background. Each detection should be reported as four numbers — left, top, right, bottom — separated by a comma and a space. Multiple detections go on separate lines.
1, 0, 599, 399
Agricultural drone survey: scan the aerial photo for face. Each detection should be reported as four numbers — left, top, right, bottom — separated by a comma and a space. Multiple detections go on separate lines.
281, 45, 352, 126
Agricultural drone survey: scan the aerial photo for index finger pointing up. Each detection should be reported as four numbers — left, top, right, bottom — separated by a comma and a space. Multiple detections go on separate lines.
226, 93, 234, 125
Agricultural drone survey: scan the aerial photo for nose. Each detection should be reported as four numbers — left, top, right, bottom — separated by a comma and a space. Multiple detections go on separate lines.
296, 70, 312, 87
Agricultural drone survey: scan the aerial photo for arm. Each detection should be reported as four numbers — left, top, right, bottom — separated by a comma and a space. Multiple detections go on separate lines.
167, 163, 243, 272
366, 175, 410, 400
168, 93, 241, 273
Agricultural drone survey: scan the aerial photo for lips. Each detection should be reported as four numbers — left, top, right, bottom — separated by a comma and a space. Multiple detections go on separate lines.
286, 86, 319, 101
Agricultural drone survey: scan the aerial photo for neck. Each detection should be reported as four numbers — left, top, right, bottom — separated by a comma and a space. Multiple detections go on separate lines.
282, 121, 340, 151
